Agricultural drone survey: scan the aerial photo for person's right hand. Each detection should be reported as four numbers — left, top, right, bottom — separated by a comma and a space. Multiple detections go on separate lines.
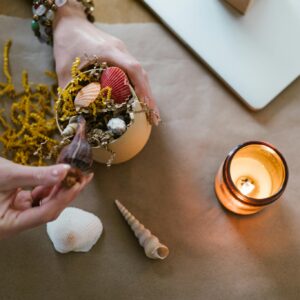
0, 158, 93, 239
53, 0, 161, 125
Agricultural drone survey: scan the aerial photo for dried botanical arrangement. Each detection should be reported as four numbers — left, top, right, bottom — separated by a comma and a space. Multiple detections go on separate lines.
0, 40, 152, 171
56, 57, 151, 167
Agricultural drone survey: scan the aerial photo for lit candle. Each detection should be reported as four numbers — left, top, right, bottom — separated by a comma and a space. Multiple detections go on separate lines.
215, 141, 288, 215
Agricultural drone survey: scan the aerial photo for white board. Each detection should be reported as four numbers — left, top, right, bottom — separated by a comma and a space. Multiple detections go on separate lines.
143, 0, 300, 110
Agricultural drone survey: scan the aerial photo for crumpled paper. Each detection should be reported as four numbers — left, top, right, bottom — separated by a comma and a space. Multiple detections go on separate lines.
0, 14, 300, 300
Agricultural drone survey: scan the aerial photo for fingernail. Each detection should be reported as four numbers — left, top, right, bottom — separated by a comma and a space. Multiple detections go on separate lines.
142, 96, 161, 126
88, 173, 94, 181
52, 164, 70, 177
81, 173, 94, 188
73, 182, 81, 192
85, 174, 94, 185
153, 114, 160, 126
62, 164, 71, 169
150, 110, 161, 126
143, 96, 151, 108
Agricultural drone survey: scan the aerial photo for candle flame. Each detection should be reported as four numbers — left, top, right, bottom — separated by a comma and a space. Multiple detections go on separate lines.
240, 179, 255, 196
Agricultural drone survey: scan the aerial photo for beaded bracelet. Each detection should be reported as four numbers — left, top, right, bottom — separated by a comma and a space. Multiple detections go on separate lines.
31, 0, 95, 45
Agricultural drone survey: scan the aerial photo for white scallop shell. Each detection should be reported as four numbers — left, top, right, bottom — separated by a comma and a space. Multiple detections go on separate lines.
92, 98, 152, 165
74, 82, 101, 111
115, 200, 169, 260
47, 207, 103, 253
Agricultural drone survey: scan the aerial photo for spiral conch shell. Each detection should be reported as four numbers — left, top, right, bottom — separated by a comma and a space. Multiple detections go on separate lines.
115, 200, 169, 260
62, 122, 78, 137
74, 82, 101, 111
47, 207, 103, 253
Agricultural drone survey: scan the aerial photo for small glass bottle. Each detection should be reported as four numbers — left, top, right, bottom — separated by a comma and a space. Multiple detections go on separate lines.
215, 141, 288, 215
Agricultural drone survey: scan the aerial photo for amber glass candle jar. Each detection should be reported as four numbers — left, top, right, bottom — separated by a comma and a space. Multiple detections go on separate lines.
215, 141, 288, 215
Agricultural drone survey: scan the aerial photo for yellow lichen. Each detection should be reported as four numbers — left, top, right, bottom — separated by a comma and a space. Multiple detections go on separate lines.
0, 40, 59, 166
95, 86, 112, 108
71, 57, 90, 82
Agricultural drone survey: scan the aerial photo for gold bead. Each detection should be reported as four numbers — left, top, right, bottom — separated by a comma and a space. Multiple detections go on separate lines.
46, 0, 54, 7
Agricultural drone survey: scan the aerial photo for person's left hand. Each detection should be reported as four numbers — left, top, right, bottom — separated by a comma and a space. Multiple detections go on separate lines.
0, 158, 93, 239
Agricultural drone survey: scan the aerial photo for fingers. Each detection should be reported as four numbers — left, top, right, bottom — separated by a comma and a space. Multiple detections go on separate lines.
31, 186, 53, 202
106, 50, 161, 125
0, 189, 19, 217
39, 172, 94, 207
31, 185, 55, 208
1, 163, 71, 191
13, 173, 94, 231
12, 190, 33, 211
13, 186, 56, 209
15, 183, 82, 230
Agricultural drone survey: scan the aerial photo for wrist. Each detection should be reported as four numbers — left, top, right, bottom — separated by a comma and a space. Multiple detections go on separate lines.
55, 0, 86, 19
32, 0, 95, 45
54, 0, 86, 26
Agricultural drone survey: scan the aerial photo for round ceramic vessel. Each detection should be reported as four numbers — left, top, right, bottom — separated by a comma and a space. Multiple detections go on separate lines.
56, 75, 152, 165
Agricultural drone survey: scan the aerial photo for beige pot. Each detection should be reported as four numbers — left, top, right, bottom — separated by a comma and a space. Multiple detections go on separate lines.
56, 83, 152, 165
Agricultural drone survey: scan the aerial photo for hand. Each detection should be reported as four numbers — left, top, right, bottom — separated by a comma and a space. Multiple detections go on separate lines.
53, 1, 160, 125
0, 158, 93, 239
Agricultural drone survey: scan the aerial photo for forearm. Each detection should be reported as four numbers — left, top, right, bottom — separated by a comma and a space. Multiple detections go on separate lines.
33, 0, 160, 124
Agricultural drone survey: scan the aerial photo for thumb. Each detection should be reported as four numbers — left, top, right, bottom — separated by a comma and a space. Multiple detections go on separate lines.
2, 163, 71, 191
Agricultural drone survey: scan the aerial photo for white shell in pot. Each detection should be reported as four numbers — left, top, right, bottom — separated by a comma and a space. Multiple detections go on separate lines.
92, 99, 152, 164
46, 207, 103, 253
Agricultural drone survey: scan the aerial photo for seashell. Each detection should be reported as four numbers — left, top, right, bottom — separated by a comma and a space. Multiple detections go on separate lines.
100, 67, 132, 104
92, 98, 152, 165
74, 82, 101, 111
47, 207, 103, 253
62, 123, 78, 137
107, 117, 127, 137
57, 116, 93, 172
57, 116, 93, 187
115, 200, 169, 260
69, 115, 79, 123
